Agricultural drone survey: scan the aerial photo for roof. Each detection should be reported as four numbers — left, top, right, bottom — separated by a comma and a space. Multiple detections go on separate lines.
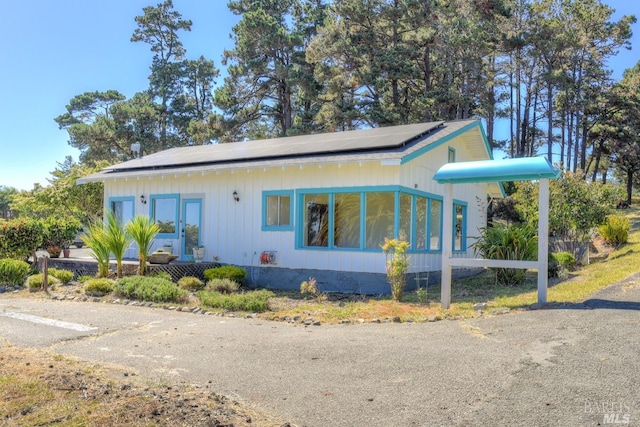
78, 119, 491, 183
433, 157, 561, 184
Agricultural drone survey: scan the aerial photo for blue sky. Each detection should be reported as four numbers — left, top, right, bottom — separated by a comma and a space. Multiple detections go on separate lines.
0, 0, 638, 191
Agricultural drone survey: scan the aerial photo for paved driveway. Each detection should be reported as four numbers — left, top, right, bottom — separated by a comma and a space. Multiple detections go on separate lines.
2, 276, 640, 426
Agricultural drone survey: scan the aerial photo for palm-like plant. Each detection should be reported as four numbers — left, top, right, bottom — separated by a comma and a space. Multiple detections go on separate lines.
81, 221, 111, 278
125, 215, 160, 276
104, 211, 132, 278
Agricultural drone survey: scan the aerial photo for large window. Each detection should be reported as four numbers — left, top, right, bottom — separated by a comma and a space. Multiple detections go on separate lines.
296, 187, 449, 252
150, 194, 179, 238
109, 197, 134, 225
263, 191, 293, 231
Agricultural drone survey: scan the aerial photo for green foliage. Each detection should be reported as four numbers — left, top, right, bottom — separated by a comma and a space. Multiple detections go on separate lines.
0, 186, 18, 220
0, 259, 30, 287
77, 275, 95, 283
43, 217, 82, 248
10, 158, 106, 225
552, 252, 576, 270
104, 211, 132, 278
381, 238, 410, 301
206, 278, 239, 294
84, 278, 116, 297
599, 215, 630, 246
472, 224, 538, 286
177, 276, 204, 291
149, 270, 173, 281
203, 265, 247, 284
47, 268, 74, 285
0, 218, 44, 261
197, 289, 274, 312
115, 276, 188, 303
513, 172, 623, 241
81, 222, 111, 278
26, 274, 60, 291
125, 215, 160, 276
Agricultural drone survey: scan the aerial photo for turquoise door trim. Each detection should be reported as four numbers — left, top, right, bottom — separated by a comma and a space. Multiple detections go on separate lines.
181, 198, 202, 261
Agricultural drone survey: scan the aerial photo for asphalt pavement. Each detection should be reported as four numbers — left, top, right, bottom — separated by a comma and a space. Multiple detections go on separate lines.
2, 276, 640, 426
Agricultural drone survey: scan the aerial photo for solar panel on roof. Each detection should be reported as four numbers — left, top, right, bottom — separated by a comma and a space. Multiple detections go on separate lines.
107, 121, 444, 171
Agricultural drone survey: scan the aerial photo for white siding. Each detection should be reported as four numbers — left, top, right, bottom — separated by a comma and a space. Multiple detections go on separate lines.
103, 133, 493, 278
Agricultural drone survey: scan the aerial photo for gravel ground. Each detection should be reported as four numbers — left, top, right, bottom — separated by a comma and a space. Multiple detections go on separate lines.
2, 275, 640, 426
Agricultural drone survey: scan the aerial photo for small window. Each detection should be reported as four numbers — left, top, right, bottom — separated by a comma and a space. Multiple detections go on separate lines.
448, 147, 456, 163
263, 191, 294, 231
150, 194, 179, 238
109, 197, 134, 225
453, 202, 467, 251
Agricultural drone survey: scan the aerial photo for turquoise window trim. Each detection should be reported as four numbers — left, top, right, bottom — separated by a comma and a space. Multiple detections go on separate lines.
426, 198, 443, 252
295, 186, 444, 253
448, 147, 456, 163
108, 196, 135, 224
150, 193, 180, 239
262, 190, 294, 231
400, 120, 493, 165
452, 200, 468, 253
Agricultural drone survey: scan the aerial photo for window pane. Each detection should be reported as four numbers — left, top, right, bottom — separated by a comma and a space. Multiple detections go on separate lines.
154, 198, 177, 234
365, 193, 395, 249
454, 204, 465, 251
279, 195, 290, 226
415, 197, 427, 250
399, 193, 412, 242
304, 194, 329, 247
334, 193, 360, 248
266, 195, 280, 226
430, 199, 442, 250
111, 200, 133, 225
184, 201, 201, 254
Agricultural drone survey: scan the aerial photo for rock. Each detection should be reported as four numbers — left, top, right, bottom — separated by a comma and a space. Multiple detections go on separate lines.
427, 316, 437, 322
392, 316, 402, 323
357, 318, 365, 324
489, 308, 510, 315
112, 299, 120, 304
406, 318, 414, 323
473, 302, 487, 312
313, 321, 321, 326
303, 318, 314, 325
339, 319, 350, 324
371, 318, 381, 323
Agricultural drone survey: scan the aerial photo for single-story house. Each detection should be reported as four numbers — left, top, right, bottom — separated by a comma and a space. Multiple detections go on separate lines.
79, 119, 503, 294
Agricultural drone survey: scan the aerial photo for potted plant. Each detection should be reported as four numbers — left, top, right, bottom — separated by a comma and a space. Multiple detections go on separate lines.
44, 218, 82, 259
162, 240, 174, 255
192, 245, 205, 263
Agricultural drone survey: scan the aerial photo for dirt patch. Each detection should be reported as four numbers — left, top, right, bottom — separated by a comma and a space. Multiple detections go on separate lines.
0, 345, 289, 426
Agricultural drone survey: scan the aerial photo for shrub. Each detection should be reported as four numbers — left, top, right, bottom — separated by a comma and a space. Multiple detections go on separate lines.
599, 215, 630, 246
149, 270, 173, 281
177, 276, 204, 291
0, 219, 44, 261
203, 265, 248, 284
552, 252, 576, 270
472, 224, 538, 286
26, 274, 60, 291
84, 278, 116, 297
48, 268, 74, 285
115, 276, 188, 303
0, 259, 31, 287
77, 275, 95, 283
381, 238, 410, 301
206, 278, 239, 294
197, 289, 274, 312
44, 217, 82, 248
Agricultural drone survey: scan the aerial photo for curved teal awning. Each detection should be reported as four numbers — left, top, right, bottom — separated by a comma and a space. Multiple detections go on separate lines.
433, 157, 560, 184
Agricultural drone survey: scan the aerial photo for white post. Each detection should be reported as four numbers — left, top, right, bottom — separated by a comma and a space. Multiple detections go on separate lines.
537, 178, 550, 305
441, 183, 453, 309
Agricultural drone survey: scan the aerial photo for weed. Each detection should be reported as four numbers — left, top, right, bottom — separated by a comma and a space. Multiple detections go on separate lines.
206, 278, 239, 294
